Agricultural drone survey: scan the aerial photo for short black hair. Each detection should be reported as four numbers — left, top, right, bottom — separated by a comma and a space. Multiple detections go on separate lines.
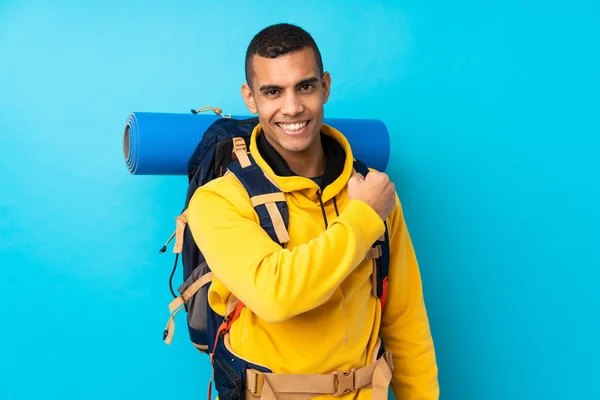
245, 23, 324, 85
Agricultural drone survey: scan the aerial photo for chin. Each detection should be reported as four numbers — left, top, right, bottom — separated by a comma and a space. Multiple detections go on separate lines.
283, 134, 319, 153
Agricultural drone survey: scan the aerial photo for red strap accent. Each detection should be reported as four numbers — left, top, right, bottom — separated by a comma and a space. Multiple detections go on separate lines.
380, 277, 389, 310
211, 301, 246, 355
225, 301, 245, 331
208, 301, 246, 399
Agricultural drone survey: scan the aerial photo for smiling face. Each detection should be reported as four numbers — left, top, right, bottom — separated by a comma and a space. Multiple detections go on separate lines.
241, 47, 331, 162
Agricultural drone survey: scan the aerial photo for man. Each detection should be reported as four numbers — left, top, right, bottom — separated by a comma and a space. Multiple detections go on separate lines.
188, 23, 439, 399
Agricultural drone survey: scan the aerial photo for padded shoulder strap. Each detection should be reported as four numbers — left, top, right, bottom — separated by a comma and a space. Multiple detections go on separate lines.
353, 159, 391, 309
228, 154, 290, 246
377, 221, 391, 309
353, 158, 370, 177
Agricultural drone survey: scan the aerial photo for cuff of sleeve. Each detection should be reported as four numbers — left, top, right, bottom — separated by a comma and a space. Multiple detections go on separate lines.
340, 200, 386, 247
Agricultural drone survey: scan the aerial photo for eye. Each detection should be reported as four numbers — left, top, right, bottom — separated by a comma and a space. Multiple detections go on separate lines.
299, 84, 314, 91
264, 89, 280, 96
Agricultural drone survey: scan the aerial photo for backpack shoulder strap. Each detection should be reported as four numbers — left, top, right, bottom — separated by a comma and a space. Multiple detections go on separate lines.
227, 154, 290, 246
207, 150, 289, 360
352, 158, 369, 177
353, 159, 391, 310
212, 151, 290, 348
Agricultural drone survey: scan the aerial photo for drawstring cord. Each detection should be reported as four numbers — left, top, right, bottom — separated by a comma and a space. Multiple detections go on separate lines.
316, 191, 341, 230
190, 105, 231, 118
317, 190, 329, 229
333, 197, 339, 217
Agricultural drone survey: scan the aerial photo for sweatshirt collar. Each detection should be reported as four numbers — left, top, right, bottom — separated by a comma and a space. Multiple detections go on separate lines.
250, 123, 355, 202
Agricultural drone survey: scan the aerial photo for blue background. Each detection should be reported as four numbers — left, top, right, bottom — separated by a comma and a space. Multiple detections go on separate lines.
1, 1, 599, 399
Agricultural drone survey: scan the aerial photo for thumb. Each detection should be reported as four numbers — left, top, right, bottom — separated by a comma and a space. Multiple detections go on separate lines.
352, 170, 365, 181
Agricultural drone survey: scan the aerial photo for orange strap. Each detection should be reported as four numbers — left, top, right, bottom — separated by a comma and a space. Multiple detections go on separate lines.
209, 301, 246, 400
212, 300, 246, 355
380, 277, 389, 310
225, 301, 245, 332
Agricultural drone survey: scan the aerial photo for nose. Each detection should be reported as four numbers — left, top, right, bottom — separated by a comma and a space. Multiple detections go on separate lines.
280, 91, 303, 116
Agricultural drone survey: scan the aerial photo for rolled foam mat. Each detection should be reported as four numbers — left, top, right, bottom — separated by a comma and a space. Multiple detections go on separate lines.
124, 112, 390, 175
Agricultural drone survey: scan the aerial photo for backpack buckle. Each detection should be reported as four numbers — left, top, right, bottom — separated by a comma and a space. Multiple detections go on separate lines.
232, 137, 247, 154
232, 138, 251, 168
332, 368, 356, 396
365, 245, 382, 260
247, 370, 265, 396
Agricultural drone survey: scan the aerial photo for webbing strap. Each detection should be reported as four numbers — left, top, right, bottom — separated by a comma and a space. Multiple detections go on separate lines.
371, 351, 393, 399
163, 272, 214, 345
264, 203, 291, 244
163, 306, 184, 345
233, 137, 251, 168
168, 272, 214, 313
250, 193, 289, 243
173, 210, 188, 254
225, 297, 240, 316
365, 245, 382, 260
244, 352, 393, 400
251, 193, 287, 207
193, 342, 209, 352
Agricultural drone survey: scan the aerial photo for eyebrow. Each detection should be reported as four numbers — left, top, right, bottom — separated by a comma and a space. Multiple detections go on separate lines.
259, 77, 320, 92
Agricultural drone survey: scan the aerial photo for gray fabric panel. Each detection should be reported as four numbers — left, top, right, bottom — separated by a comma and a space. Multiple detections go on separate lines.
177, 262, 211, 331
177, 262, 208, 294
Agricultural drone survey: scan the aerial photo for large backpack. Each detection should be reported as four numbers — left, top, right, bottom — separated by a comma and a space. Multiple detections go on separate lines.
160, 110, 391, 362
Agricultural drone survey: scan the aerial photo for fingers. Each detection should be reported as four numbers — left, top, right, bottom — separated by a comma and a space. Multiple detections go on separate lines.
365, 171, 388, 182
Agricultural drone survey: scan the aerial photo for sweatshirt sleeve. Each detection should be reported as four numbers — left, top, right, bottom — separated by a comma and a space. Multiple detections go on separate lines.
186, 176, 385, 323
380, 194, 440, 399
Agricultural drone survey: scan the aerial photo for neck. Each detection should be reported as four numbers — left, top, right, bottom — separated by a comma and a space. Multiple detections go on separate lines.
284, 146, 326, 178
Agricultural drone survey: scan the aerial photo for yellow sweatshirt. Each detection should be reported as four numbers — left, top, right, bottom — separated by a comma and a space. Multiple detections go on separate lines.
188, 123, 439, 399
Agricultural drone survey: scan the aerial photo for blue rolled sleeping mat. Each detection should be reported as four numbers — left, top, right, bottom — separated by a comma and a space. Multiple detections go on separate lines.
123, 111, 390, 175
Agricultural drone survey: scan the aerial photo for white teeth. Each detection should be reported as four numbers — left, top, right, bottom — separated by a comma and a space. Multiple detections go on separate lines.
279, 121, 308, 131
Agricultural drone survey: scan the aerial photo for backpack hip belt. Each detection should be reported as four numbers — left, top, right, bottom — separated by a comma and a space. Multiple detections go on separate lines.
244, 348, 394, 400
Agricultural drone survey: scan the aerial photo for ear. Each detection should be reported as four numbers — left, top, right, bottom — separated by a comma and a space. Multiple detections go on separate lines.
322, 72, 332, 104
241, 83, 257, 114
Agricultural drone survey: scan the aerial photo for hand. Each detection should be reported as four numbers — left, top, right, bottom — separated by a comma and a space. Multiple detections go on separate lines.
348, 170, 396, 220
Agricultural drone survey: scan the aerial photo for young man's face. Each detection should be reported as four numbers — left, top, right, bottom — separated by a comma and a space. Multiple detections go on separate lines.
242, 47, 331, 158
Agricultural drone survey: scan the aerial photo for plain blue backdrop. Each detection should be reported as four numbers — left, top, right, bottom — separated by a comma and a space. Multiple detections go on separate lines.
1, 1, 599, 399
